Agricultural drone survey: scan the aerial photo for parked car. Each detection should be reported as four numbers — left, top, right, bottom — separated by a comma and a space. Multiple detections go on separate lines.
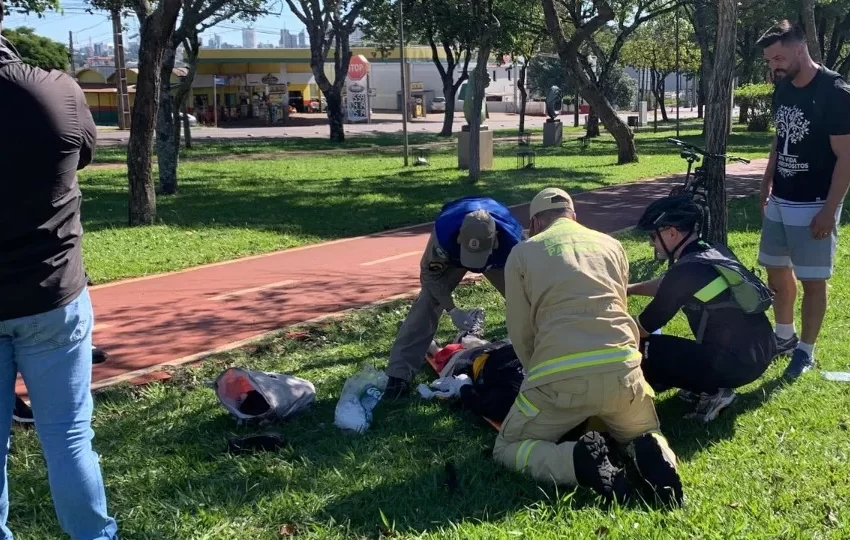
178, 112, 198, 126
431, 96, 446, 112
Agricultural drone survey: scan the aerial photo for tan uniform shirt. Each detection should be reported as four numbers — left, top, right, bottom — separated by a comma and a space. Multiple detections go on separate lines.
504, 218, 641, 390
419, 229, 460, 312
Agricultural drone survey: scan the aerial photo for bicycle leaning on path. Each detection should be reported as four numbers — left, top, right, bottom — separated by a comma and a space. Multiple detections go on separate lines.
666, 138, 751, 239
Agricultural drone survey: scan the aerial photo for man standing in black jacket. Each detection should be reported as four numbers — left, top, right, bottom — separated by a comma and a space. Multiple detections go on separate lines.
0, 35, 117, 539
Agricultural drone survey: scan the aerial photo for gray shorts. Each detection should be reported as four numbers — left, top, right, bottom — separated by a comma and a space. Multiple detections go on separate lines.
757, 195, 843, 280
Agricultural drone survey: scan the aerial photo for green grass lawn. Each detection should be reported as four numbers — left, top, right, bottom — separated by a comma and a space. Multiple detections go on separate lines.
9, 196, 850, 539
80, 126, 772, 283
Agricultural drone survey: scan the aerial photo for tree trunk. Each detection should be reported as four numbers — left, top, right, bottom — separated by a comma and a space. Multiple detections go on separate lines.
703, 0, 738, 245
574, 77, 635, 162
518, 62, 528, 134
128, 25, 162, 225
308, 29, 352, 143
739, 101, 749, 124
156, 46, 177, 195
175, 33, 199, 151
126, 0, 181, 226
326, 89, 345, 142
542, 0, 636, 163
586, 111, 600, 137
468, 43, 491, 183
697, 77, 705, 119
440, 80, 458, 137
802, 0, 822, 63
659, 77, 669, 122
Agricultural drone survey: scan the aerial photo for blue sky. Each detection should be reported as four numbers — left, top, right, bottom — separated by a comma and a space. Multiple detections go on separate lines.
4, 1, 305, 49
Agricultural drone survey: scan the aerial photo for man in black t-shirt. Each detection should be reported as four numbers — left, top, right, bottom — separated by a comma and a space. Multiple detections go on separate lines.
756, 20, 850, 380
628, 197, 776, 423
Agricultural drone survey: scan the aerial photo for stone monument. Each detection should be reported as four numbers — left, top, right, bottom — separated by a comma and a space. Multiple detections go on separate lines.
543, 85, 564, 147
458, 69, 494, 170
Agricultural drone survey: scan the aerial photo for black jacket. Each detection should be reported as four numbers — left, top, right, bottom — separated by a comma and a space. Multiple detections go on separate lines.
457, 342, 524, 423
0, 38, 96, 320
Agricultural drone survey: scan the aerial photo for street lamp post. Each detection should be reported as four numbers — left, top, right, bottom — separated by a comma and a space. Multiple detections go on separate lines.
398, 0, 409, 166
675, 7, 680, 137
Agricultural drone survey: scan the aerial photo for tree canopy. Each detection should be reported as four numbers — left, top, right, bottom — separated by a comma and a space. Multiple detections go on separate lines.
1, 26, 67, 70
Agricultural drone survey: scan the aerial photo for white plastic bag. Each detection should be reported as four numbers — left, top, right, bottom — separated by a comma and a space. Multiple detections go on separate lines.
334, 365, 388, 434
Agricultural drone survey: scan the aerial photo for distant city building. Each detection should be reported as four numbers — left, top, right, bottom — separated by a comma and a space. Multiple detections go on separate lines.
298, 30, 306, 48
280, 30, 297, 49
242, 28, 257, 49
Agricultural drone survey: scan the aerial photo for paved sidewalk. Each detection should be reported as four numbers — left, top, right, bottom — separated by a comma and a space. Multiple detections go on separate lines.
15, 159, 766, 395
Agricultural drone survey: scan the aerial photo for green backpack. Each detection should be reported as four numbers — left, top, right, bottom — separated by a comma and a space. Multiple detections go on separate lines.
677, 242, 774, 342
680, 241, 774, 313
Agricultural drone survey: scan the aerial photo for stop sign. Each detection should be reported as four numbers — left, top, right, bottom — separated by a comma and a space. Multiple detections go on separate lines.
348, 54, 370, 81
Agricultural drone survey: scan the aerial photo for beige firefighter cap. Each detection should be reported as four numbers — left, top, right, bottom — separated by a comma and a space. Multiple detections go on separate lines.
458, 209, 497, 269
529, 187, 575, 219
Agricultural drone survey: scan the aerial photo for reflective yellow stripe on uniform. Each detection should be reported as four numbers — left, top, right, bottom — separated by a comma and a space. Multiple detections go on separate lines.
527, 347, 642, 382
515, 440, 540, 471
693, 276, 729, 302
515, 392, 539, 417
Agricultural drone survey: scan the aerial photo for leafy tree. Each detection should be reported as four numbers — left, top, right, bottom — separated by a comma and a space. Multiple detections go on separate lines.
527, 53, 575, 97
362, 0, 477, 137
734, 82, 773, 130
1, 26, 67, 70
621, 12, 700, 121
0, 0, 60, 29
284, 0, 371, 143
493, 0, 547, 134
542, 0, 684, 163
157, 0, 272, 195
88, 0, 182, 226
605, 63, 637, 109
808, 0, 850, 76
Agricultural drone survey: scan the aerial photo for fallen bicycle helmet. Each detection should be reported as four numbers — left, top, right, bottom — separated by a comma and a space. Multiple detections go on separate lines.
636, 195, 703, 233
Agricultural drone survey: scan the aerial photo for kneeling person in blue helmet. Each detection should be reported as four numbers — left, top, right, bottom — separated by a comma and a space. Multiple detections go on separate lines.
628, 195, 777, 422
384, 196, 525, 398
494, 187, 682, 507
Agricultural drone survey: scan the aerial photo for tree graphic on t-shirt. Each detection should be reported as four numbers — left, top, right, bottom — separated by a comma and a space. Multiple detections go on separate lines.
775, 105, 810, 155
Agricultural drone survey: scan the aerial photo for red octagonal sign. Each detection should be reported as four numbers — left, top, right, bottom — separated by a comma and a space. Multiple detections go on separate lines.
348, 54, 370, 81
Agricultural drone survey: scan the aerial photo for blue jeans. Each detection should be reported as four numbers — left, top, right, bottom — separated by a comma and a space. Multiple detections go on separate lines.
0, 288, 117, 540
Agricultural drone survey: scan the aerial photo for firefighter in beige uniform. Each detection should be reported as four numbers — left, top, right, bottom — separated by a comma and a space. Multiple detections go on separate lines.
494, 187, 683, 506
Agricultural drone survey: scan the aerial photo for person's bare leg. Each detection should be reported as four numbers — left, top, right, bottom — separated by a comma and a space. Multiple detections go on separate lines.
800, 279, 828, 347
767, 267, 797, 326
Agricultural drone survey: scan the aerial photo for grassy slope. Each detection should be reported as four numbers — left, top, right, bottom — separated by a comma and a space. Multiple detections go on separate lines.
80, 126, 771, 283
9, 197, 850, 539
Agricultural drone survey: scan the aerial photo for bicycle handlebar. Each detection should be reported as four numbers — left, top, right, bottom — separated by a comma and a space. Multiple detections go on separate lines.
667, 138, 750, 164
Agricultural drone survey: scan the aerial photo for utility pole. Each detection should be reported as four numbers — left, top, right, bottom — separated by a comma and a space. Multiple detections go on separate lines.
675, 8, 680, 137
68, 31, 76, 77
573, 90, 579, 127
111, 9, 131, 130
398, 0, 409, 166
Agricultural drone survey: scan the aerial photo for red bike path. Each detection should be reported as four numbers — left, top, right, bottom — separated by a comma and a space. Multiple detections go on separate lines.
15, 159, 767, 396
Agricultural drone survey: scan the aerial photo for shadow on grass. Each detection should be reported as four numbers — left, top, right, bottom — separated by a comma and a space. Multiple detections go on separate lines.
655, 376, 787, 462
79, 165, 611, 237
92, 127, 549, 165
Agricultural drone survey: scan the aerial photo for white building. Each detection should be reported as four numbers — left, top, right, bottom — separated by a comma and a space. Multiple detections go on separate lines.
242, 28, 257, 49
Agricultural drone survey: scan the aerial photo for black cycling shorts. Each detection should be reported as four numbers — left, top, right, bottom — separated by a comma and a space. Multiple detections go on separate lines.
641, 334, 770, 394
